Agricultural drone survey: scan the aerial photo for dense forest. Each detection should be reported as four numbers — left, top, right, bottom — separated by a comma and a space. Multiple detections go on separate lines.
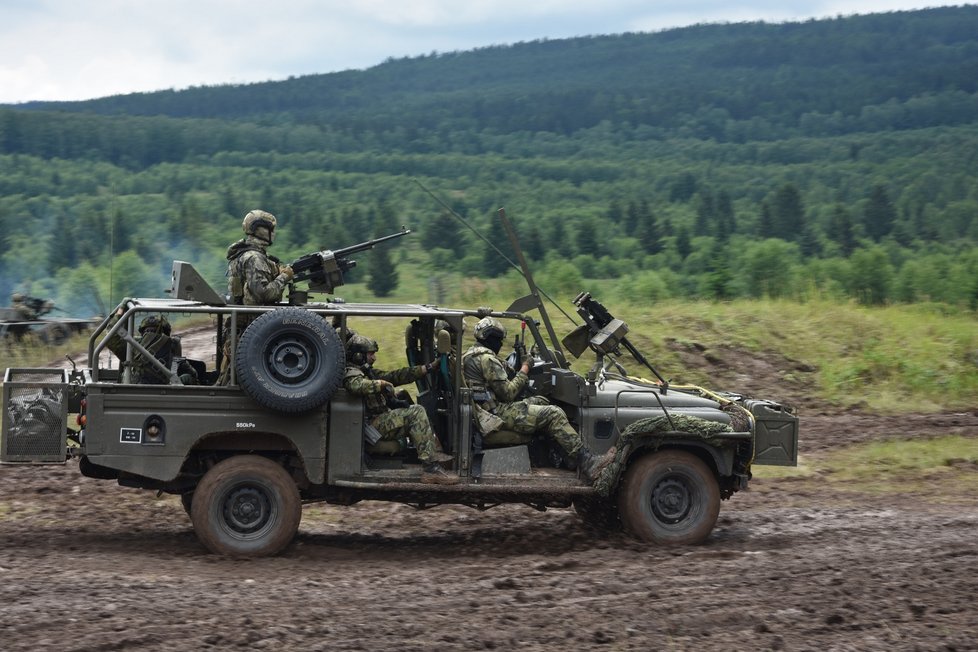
1, 6, 977, 315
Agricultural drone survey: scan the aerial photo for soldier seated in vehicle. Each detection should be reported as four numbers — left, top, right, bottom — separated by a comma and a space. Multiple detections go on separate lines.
104, 308, 198, 385
343, 334, 457, 485
462, 316, 615, 483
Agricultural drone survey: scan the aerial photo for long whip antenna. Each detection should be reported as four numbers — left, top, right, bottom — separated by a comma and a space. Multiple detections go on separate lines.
412, 178, 578, 325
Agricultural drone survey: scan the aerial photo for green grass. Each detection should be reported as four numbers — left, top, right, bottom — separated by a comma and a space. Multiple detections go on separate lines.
754, 435, 978, 499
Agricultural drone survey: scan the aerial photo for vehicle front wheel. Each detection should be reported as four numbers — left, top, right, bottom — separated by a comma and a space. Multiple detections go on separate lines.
617, 450, 720, 546
191, 455, 302, 557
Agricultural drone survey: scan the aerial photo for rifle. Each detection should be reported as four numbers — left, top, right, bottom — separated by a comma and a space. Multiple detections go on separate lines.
290, 228, 411, 295
505, 320, 531, 375
513, 320, 527, 368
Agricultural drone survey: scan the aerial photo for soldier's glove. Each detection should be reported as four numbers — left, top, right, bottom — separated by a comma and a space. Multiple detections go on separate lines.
424, 360, 439, 374
279, 265, 295, 281
523, 356, 534, 373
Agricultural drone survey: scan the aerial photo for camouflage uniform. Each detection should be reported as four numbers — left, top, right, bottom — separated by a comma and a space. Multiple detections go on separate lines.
225, 236, 291, 307
462, 344, 583, 457
218, 210, 293, 385
105, 313, 197, 385
343, 362, 440, 462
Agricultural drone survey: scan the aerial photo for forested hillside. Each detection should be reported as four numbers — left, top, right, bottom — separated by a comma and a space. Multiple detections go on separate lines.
1, 6, 977, 315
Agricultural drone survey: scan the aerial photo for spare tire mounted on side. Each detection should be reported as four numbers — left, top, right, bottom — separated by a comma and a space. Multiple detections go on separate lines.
235, 307, 345, 414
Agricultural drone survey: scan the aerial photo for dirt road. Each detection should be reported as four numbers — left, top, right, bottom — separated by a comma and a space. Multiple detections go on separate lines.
2, 334, 977, 650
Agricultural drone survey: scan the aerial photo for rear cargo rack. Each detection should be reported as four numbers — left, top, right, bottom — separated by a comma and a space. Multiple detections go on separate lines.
1, 368, 71, 464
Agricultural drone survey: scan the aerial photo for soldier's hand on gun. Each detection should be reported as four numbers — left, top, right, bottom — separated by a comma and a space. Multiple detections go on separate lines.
279, 265, 294, 281
424, 359, 439, 375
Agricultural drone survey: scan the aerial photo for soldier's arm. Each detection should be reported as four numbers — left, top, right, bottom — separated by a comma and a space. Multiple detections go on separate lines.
485, 356, 528, 402
344, 369, 388, 396
375, 365, 426, 387
242, 254, 290, 304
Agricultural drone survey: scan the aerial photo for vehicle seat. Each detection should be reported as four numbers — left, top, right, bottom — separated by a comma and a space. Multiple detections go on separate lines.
367, 439, 405, 456
482, 429, 533, 447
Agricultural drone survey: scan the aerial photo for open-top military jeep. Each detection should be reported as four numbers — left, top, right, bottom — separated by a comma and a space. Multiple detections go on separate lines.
2, 234, 797, 557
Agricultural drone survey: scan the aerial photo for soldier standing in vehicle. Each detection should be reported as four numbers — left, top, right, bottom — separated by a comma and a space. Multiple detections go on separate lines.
463, 316, 615, 483
218, 209, 294, 384
344, 334, 458, 485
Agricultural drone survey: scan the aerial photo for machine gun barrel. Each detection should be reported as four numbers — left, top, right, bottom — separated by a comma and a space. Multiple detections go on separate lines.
290, 227, 411, 294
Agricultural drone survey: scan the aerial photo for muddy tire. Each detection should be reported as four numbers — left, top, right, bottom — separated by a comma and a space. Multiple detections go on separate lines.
190, 455, 302, 557
573, 495, 621, 532
235, 307, 344, 414
617, 450, 720, 546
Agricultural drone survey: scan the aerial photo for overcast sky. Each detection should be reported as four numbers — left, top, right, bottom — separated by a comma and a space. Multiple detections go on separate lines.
0, 0, 964, 104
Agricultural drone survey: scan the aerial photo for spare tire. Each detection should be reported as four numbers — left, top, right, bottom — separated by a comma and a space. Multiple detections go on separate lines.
235, 307, 345, 414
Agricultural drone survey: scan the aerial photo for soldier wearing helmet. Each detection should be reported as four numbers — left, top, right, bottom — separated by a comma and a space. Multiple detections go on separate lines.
344, 333, 457, 485
218, 210, 295, 384
104, 308, 198, 385
463, 316, 615, 484
225, 210, 294, 306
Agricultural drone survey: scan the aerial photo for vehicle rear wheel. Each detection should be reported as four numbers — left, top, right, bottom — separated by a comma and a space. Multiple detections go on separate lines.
191, 455, 301, 557
617, 450, 720, 546
235, 307, 345, 414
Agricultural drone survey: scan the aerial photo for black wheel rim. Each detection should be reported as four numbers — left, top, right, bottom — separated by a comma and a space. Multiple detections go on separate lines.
221, 483, 273, 537
263, 334, 318, 384
651, 476, 693, 524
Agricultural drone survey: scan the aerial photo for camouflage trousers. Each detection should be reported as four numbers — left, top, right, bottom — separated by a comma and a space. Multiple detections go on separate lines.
372, 404, 438, 463
494, 397, 582, 456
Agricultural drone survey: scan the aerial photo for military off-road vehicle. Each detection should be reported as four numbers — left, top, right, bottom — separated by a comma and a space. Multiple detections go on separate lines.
1, 224, 798, 557
0, 294, 100, 344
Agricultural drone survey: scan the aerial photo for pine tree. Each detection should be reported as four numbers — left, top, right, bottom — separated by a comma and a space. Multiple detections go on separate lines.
669, 172, 697, 203
828, 204, 856, 255
522, 224, 545, 261
423, 211, 463, 255
636, 201, 662, 254
715, 190, 736, 242
675, 226, 692, 260
863, 184, 896, 241
575, 218, 601, 257
772, 183, 805, 241
367, 245, 398, 297
757, 201, 775, 237
694, 191, 715, 236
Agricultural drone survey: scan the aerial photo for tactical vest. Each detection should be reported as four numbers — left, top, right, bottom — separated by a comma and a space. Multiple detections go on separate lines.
462, 346, 498, 412
226, 240, 280, 306
344, 366, 388, 418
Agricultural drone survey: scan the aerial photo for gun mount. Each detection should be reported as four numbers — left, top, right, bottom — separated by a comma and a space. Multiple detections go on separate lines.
289, 228, 411, 299
561, 292, 669, 388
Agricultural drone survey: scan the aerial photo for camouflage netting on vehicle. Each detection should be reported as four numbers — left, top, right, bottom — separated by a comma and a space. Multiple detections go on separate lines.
592, 414, 734, 497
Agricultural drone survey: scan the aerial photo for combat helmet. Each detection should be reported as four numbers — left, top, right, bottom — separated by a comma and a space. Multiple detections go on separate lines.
138, 314, 172, 336
242, 209, 278, 244
473, 317, 505, 343
347, 333, 379, 365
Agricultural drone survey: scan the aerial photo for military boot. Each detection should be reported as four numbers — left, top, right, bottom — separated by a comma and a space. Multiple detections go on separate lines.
577, 446, 617, 483
421, 462, 460, 485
